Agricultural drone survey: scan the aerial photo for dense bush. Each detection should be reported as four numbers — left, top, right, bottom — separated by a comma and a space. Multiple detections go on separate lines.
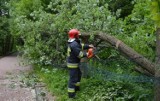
118, 0, 155, 60
9, 0, 155, 65
109, 0, 134, 18
9, 0, 117, 65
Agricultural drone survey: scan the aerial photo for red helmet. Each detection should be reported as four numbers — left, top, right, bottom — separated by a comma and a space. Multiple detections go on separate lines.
68, 29, 80, 39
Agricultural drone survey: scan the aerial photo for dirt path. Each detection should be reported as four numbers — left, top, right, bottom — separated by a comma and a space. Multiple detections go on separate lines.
0, 55, 55, 101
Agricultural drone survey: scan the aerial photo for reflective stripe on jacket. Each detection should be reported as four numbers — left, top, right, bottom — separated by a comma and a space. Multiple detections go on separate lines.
67, 39, 89, 68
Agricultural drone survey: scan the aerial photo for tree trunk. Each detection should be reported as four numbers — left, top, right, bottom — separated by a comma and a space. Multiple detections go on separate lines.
155, 28, 160, 101
134, 67, 154, 77
82, 32, 155, 75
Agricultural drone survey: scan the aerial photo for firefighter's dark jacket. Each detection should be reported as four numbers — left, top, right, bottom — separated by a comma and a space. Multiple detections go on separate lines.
67, 39, 89, 68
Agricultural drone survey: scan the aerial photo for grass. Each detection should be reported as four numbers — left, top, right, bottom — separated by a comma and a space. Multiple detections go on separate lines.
33, 65, 154, 101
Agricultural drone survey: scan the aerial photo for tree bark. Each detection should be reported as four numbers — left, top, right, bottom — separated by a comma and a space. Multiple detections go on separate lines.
134, 67, 154, 77
81, 32, 155, 75
155, 28, 160, 101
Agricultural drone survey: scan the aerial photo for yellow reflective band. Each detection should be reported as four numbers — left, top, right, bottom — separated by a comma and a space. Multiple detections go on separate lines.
67, 63, 78, 68
68, 88, 75, 93
78, 51, 84, 58
81, 43, 84, 50
67, 47, 71, 57
75, 82, 80, 86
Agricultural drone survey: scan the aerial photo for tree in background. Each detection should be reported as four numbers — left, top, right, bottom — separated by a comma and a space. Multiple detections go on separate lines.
108, 0, 134, 18
0, 0, 14, 56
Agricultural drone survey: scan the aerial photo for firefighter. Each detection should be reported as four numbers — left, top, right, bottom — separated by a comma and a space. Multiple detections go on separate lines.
67, 29, 94, 98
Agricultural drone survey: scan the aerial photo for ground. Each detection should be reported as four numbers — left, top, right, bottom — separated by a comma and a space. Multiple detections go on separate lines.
0, 55, 55, 101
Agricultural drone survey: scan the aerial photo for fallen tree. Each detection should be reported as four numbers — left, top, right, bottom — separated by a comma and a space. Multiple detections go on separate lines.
81, 32, 155, 75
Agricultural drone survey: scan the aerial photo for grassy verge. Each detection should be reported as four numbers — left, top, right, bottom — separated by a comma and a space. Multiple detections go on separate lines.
33, 65, 153, 101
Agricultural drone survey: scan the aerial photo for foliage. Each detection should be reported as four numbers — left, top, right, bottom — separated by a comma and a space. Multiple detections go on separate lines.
108, 0, 134, 18
116, 0, 155, 60
0, 16, 8, 55
9, 0, 119, 65
0, 0, 14, 55
9, 0, 156, 64
34, 65, 153, 101
96, 0, 155, 61
151, 0, 160, 27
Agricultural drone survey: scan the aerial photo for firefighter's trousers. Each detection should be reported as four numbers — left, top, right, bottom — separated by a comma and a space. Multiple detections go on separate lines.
68, 67, 82, 98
